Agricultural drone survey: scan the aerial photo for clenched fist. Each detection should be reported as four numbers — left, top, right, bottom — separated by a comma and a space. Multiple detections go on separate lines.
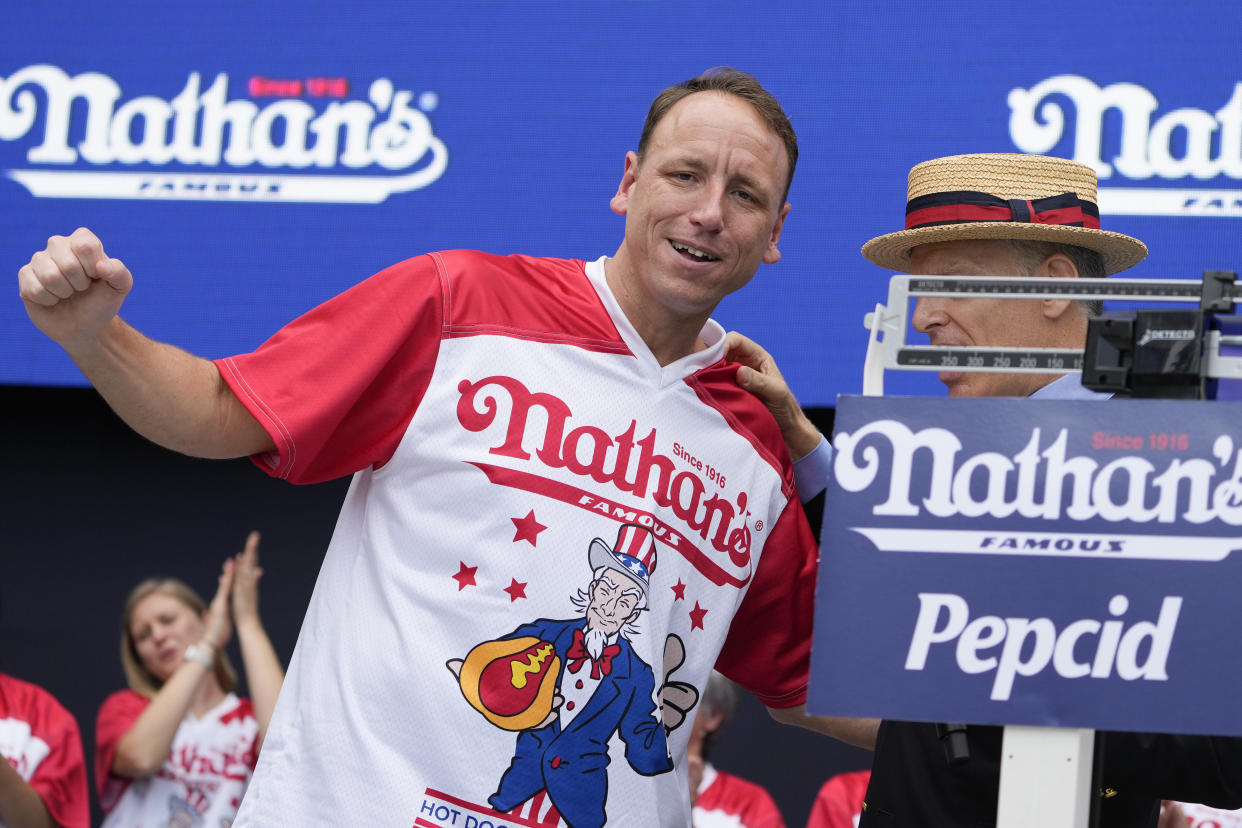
18, 227, 133, 345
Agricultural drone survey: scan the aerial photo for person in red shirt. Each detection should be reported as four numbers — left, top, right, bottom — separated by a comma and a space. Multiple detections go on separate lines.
690, 671, 786, 828
0, 671, 89, 828
806, 769, 869, 828
1160, 799, 1242, 828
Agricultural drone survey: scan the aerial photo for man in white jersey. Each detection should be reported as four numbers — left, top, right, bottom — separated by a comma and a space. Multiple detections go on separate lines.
18, 68, 870, 827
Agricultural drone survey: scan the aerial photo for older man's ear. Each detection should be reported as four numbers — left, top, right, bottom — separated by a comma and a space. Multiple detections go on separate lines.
1038, 252, 1081, 321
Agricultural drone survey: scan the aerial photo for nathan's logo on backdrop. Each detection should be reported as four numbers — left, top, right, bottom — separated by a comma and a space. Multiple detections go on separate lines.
834, 421, 1242, 561
0, 64, 448, 203
1009, 74, 1242, 216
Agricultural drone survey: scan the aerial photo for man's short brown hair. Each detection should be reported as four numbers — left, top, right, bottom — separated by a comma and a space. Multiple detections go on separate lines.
637, 67, 798, 206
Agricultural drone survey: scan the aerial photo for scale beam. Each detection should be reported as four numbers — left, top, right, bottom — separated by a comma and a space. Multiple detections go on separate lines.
864, 274, 1242, 383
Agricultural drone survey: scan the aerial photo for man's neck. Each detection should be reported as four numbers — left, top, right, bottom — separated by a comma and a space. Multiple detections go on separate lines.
603, 254, 710, 367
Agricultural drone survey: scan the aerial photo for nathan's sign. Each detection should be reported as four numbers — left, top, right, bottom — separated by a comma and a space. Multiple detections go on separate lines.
0, 64, 448, 202
1009, 74, 1242, 216
808, 396, 1242, 736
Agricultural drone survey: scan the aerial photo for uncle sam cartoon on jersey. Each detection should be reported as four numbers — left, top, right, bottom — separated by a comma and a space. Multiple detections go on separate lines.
447, 524, 700, 828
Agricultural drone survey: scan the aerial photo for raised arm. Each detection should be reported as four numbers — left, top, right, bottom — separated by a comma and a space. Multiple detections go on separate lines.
111, 565, 236, 777
18, 228, 273, 458
229, 531, 285, 746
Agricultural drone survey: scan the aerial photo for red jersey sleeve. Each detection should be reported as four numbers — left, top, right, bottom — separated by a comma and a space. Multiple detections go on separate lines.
687, 361, 818, 708
12, 681, 90, 828
715, 495, 818, 707
94, 689, 148, 809
215, 253, 444, 484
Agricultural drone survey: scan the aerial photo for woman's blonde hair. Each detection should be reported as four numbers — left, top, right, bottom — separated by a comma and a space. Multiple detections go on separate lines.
120, 578, 237, 698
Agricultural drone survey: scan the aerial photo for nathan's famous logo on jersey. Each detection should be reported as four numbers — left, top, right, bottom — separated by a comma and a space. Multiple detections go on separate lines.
833, 420, 1242, 561
455, 375, 757, 589
0, 64, 447, 203
1009, 74, 1242, 216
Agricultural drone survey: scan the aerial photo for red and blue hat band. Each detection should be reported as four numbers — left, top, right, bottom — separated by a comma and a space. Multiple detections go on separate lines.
904, 190, 1100, 231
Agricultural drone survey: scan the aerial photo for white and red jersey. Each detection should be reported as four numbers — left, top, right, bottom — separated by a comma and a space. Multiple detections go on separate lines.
1174, 802, 1242, 828
215, 252, 819, 827
0, 673, 89, 828
692, 763, 786, 828
95, 689, 258, 828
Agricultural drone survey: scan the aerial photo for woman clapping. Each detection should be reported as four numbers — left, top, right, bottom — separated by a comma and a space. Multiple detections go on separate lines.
95, 531, 284, 827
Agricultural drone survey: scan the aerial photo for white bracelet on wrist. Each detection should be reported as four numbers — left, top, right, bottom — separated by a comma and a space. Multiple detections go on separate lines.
183, 643, 215, 668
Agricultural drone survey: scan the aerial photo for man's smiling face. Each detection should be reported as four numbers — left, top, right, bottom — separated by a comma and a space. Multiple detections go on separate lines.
608, 90, 791, 333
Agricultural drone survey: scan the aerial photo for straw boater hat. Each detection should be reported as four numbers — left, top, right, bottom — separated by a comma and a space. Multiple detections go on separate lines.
861, 153, 1148, 275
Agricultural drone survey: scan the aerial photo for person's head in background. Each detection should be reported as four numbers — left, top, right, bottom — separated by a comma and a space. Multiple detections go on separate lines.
862, 153, 1148, 398
120, 578, 236, 698
689, 670, 739, 763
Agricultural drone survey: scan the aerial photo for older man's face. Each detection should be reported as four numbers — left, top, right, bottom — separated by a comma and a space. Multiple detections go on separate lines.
910, 239, 1064, 399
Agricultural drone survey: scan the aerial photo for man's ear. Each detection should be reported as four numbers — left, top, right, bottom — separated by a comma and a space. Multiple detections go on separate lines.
1039, 252, 1078, 320
762, 202, 792, 265
610, 151, 640, 216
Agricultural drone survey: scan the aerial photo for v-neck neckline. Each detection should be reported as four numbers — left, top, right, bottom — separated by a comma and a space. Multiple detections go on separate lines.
583, 256, 724, 388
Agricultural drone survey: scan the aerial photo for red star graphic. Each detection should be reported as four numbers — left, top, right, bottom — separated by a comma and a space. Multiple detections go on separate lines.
670, 579, 686, 601
511, 510, 548, 547
689, 601, 708, 630
504, 578, 528, 602
452, 561, 477, 591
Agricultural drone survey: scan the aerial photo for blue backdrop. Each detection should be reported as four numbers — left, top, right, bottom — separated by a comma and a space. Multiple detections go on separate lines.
4, 0, 1242, 403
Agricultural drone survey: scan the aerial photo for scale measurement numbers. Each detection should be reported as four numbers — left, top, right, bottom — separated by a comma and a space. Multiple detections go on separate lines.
906, 277, 1242, 303
876, 274, 1240, 378
896, 348, 1085, 372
